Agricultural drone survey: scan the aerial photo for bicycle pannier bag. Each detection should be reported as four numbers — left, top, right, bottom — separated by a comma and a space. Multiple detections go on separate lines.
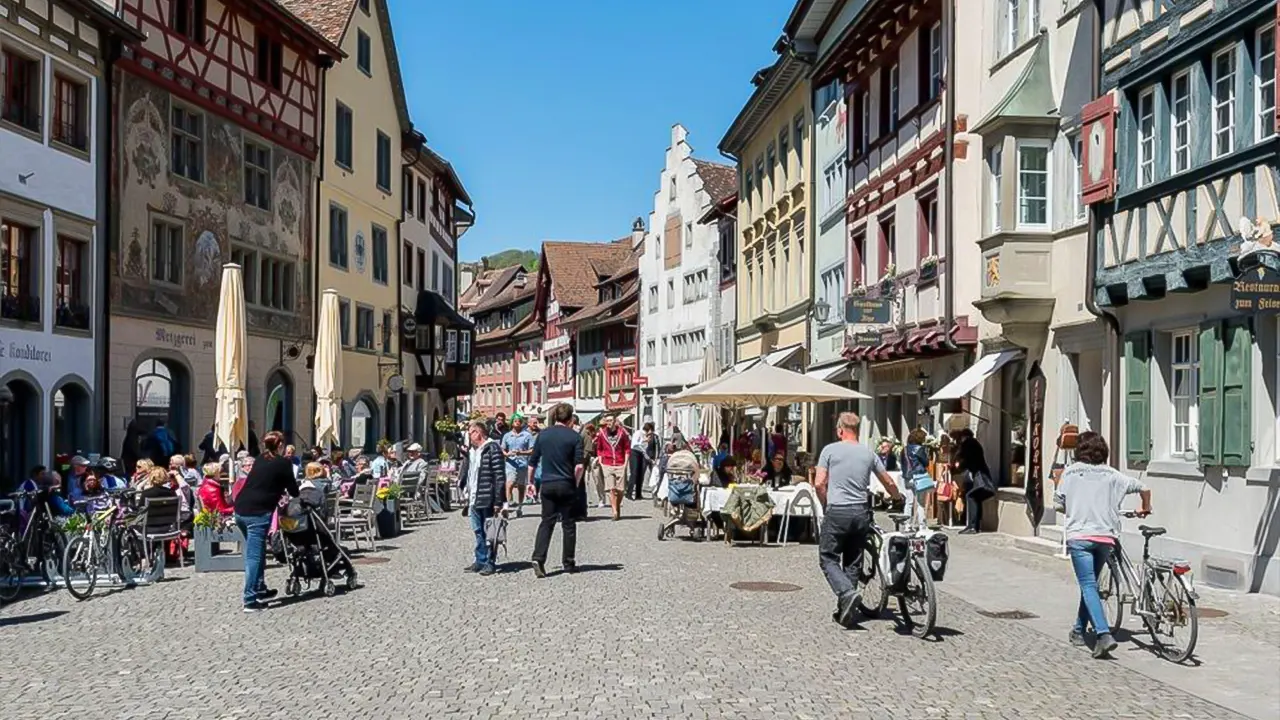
1057, 423, 1080, 450
880, 533, 912, 592
924, 531, 949, 582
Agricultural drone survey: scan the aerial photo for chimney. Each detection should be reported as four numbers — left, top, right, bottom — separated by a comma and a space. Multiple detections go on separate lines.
631, 217, 645, 250
480, 256, 490, 271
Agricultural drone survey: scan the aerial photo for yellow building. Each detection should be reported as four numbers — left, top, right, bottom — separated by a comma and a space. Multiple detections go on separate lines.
282, 0, 411, 451
718, 50, 812, 372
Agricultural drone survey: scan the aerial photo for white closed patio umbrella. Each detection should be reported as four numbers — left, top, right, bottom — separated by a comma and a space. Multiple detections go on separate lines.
214, 264, 249, 460
697, 344, 721, 445
314, 289, 344, 450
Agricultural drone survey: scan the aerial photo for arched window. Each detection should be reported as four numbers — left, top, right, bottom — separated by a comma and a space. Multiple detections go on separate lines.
53, 383, 91, 455
265, 371, 293, 441
133, 358, 191, 458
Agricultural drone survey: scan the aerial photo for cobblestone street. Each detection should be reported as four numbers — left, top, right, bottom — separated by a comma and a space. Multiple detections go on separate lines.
1, 506, 1275, 720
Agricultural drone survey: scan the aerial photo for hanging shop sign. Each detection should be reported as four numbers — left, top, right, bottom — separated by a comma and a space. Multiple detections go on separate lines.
845, 297, 891, 325
1026, 362, 1046, 527
1231, 251, 1280, 314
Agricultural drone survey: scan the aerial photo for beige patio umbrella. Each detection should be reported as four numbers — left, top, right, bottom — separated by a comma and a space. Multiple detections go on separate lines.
214, 263, 248, 456
314, 289, 344, 449
670, 361, 868, 409
697, 344, 721, 445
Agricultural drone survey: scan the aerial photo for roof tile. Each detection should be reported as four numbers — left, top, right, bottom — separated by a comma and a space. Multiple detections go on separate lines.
541, 241, 633, 309
275, 0, 355, 44
693, 159, 737, 204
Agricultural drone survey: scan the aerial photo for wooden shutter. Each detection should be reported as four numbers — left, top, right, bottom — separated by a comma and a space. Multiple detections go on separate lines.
1220, 318, 1253, 467
1124, 332, 1151, 463
1198, 322, 1223, 467
1081, 94, 1117, 205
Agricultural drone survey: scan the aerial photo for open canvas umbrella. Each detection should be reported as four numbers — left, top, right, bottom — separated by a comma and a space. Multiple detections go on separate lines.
669, 361, 868, 409
214, 264, 248, 456
314, 289, 344, 449
697, 344, 721, 444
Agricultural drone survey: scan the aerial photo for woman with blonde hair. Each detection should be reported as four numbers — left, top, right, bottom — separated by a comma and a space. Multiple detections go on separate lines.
132, 458, 155, 486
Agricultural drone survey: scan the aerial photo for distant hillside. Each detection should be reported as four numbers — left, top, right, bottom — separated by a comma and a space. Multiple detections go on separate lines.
483, 248, 539, 271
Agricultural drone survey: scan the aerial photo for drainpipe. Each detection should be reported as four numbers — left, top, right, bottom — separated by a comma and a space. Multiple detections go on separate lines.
399, 132, 425, 441
310, 55, 333, 440
98, 40, 125, 454
1083, 0, 1122, 463
941, 0, 958, 353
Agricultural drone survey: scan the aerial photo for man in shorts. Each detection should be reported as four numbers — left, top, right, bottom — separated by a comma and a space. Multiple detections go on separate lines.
593, 414, 630, 520
501, 415, 535, 517
814, 411, 902, 628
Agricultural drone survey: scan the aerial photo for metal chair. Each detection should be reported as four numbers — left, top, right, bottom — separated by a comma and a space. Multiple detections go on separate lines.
143, 496, 184, 568
335, 484, 377, 552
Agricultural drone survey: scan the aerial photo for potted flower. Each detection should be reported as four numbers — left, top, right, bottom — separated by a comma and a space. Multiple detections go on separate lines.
689, 434, 713, 465
848, 283, 868, 298
919, 254, 940, 282
879, 263, 897, 294
374, 482, 403, 538
193, 509, 244, 573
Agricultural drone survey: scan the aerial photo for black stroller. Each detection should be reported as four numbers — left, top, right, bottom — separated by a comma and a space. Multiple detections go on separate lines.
278, 487, 357, 597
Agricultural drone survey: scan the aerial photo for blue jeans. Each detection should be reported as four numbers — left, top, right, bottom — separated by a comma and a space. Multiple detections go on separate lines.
469, 505, 495, 570
234, 512, 274, 605
1067, 539, 1114, 636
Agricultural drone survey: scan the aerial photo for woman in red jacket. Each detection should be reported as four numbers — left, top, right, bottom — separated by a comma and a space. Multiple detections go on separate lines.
198, 462, 234, 515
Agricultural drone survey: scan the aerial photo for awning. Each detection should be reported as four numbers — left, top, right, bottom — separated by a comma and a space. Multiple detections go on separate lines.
805, 363, 852, 383
733, 342, 805, 373
928, 350, 1021, 402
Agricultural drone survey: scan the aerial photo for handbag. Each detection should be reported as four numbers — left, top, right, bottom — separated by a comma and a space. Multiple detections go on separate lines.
1057, 423, 1080, 450
936, 479, 955, 502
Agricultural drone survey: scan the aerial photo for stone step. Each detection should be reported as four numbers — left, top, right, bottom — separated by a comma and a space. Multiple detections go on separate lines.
1038, 523, 1066, 544
1012, 534, 1066, 559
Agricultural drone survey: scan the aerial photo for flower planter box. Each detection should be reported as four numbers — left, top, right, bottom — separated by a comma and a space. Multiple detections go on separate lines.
918, 263, 939, 283
193, 525, 245, 573
373, 498, 400, 539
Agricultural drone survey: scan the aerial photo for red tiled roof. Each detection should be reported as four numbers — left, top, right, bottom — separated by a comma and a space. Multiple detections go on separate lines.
275, 0, 355, 45
693, 159, 737, 203
472, 280, 535, 314
476, 312, 535, 345
541, 241, 633, 309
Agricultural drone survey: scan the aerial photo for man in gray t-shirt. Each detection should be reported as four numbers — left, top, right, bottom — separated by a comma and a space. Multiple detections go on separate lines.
814, 412, 901, 628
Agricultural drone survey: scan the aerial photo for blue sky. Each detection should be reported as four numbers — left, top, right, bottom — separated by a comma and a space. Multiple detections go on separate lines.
389, 0, 789, 262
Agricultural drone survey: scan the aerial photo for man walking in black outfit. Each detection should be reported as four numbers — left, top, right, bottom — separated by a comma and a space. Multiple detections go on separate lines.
529, 402, 585, 578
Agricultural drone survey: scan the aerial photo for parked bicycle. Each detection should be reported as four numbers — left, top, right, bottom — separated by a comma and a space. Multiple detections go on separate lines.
0, 490, 68, 601
1094, 511, 1198, 663
62, 490, 157, 600
856, 512, 942, 638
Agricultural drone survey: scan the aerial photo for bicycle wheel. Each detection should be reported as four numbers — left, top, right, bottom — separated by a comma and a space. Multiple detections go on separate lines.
40, 531, 66, 585
855, 544, 888, 617
117, 528, 150, 585
62, 535, 98, 601
1097, 556, 1125, 630
1148, 572, 1198, 663
0, 537, 21, 603
898, 556, 937, 638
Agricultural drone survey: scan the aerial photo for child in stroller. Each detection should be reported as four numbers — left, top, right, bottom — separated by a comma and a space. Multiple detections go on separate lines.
278, 463, 358, 597
657, 440, 707, 541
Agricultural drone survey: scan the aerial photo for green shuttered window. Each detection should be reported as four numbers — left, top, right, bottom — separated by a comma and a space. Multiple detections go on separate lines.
1198, 319, 1253, 467
1124, 332, 1151, 463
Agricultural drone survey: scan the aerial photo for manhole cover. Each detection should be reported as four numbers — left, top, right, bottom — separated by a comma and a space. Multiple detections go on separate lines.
730, 581, 802, 593
351, 557, 391, 566
977, 609, 1039, 620
1197, 607, 1229, 619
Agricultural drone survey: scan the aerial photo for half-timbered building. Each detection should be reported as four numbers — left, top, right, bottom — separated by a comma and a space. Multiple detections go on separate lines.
0, 0, 139, 485
796, 0, 982, 452
107, 0, 336, 457
1087, 0, 1278, 593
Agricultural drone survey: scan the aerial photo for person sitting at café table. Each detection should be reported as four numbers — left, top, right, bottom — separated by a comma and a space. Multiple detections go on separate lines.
713, 455, 738, 487
763, 452, 795, 489
401, 442, 429, 477
139, 467, 178, 500
199, 462, 234, 515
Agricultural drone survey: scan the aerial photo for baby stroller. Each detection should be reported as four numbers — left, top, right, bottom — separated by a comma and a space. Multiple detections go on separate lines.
656, 453, 707, 541
278, 487, 358, 597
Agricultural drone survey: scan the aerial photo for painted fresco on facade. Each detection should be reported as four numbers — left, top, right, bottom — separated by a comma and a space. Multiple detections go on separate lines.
112, 71, 312, 337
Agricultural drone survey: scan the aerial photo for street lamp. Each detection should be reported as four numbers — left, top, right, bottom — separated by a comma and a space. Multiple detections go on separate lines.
916, 370, 930, 394
812, 297, 831, 324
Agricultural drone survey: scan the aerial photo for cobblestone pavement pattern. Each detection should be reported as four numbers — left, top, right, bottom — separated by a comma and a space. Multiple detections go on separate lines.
0, 506, 1258, 720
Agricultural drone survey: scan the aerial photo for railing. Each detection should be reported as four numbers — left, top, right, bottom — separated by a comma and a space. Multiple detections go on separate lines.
1, 101, 40, 134
55, 301, 90, 330
1, 292, 40, 323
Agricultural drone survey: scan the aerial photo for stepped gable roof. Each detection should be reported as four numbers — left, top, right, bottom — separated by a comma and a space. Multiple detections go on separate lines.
541, 241, 632, 309
693, 159, 737, 203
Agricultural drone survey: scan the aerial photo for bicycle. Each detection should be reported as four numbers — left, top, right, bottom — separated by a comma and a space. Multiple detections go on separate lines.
0, 490, 68, 600
856, 512, 938, 638
1094, 511, 1198, 663
62, 490, 156, 600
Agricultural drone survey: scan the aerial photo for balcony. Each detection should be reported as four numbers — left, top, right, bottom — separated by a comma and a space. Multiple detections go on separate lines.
56, 301, 91, 331
1, 292, 41, 324
973, 233, 1056, 349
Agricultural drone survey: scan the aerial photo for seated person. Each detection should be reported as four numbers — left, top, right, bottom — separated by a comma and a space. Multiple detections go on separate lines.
298, 462, 328, 506
711, 442, 729, 473
713, 456, 738, 487
763, 452, 795, 489
198, 462, 234, 515
139, 467, 178, 501
81, 474, 113, 514
22, 470, 76, 521
94, 457, 129, 492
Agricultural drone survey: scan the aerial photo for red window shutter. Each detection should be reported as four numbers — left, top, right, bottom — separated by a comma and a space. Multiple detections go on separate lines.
1081, 93, 1117, 205
877, 218, 890, 277
850, 230, 864, 286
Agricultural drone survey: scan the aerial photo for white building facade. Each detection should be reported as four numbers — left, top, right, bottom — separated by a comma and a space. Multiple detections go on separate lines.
638, 124, 736, 436
0, 0, 136, 481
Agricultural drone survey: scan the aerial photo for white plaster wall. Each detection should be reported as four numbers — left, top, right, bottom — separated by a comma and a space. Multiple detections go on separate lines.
638, 124, 723, 396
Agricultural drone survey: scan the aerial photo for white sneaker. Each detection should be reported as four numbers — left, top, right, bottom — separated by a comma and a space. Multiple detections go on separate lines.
596, 502, 606, 508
